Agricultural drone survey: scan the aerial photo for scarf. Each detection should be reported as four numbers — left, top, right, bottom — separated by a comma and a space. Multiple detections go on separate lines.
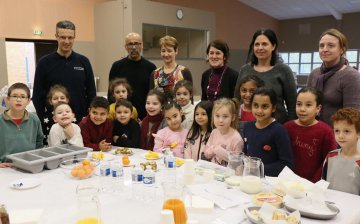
316, 57, 346, 92
140, 113, 164, 150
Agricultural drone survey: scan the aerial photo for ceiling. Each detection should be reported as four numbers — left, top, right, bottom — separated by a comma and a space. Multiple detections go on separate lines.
237, 0, 360, 20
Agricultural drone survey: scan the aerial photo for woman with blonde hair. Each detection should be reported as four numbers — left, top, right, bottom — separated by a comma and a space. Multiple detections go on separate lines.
150, 35, 193, 101
307, 28, 360, 126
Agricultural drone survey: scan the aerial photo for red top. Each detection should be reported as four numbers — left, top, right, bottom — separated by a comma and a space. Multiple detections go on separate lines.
12, 118, 22, 125
78, 115, 113, 151
284, 120, 338, 182
240, 108, 255, 121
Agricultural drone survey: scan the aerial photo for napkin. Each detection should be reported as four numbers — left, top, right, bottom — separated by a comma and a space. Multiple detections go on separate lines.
187, 183, 250, 209
283, 195, 334, 215
267, 166, 330, 198
8, 209, 43, 224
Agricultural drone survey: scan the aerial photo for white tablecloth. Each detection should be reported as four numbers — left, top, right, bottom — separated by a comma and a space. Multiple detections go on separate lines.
1, 149, 360, 224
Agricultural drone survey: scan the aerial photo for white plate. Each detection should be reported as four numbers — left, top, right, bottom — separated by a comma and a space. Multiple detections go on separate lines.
10, 178, 41, 190
285, 201, 339, 220
111, 147, 135, 156
142, 152, 163, 160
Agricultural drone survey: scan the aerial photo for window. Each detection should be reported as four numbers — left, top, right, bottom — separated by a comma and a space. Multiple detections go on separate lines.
280, 50, 360, 75
142, 24, 208, 59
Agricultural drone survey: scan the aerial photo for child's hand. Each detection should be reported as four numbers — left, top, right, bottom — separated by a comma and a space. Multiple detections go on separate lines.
63, 124, 75, 139
113, 136, 119, 143
99, 139, 112, 152
0, 163, 13, 168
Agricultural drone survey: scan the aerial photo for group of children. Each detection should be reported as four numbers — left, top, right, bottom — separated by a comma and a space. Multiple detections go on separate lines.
0, 75, 359, 195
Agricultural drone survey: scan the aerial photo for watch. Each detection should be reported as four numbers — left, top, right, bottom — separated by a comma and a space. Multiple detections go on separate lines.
176, 9, 184, 20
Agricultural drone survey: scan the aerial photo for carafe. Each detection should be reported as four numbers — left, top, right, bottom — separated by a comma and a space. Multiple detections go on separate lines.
76, 185, 102, 224
241, 157, 264, 194
162, 182, 187, 224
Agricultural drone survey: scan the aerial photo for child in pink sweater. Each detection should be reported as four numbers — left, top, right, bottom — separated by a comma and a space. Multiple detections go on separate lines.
204, 98, 244, 166
153, 101, 188, 158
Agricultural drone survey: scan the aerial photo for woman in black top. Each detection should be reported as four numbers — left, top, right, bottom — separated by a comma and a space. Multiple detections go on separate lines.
201, 40, 239, 102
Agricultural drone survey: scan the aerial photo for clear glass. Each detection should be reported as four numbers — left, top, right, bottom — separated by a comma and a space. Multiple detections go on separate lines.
76, 185, 102, 224
162, 183, 187, 224
227, 152, 245, 176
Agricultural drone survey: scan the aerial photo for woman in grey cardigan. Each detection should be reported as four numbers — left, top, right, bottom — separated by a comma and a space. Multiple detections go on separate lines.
235, 28, 297, 123
307, 28, 360, 126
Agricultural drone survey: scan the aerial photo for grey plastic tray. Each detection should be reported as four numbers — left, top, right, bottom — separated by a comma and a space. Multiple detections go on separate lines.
6, 144, 92, 173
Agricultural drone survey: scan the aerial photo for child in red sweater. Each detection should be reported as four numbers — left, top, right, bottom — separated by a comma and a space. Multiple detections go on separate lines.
79, 97, 113, 151
284, 87, 337, 182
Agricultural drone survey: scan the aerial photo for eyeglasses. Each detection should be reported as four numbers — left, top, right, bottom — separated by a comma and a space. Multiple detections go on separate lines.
9, 95, 28, 100
126, 42, 142, 48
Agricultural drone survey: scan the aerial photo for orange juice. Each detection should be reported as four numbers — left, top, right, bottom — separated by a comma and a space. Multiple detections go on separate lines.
163, 199, 187, 224
76, 218, 102, 224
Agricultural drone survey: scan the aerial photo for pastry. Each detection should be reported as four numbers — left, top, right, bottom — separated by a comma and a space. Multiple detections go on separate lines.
253, 192, 283, 208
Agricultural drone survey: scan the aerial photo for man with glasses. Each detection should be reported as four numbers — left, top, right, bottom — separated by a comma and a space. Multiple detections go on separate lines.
108, 32, 156, 120
32, 20, 96, 126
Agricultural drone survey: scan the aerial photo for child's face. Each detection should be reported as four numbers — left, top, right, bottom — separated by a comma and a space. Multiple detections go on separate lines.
49, 91, 69, 106
113, 84, 128, 101
89, 107, 108, 125
296, 92, 321, 125
164, 107, 182, 131
333, 121, 360, 150
214, 106, 234, 133
251, 95, 275, 125
7, 89, 30, 112
195, 107, 208, 130
115, 105, 132, 125
145, 95, 162, 116
175, 86, 191, 107
240, 81, 257, 108
53, 104, 74, 127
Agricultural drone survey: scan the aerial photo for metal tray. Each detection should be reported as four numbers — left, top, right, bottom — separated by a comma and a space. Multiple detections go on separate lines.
284, 202, 339, 220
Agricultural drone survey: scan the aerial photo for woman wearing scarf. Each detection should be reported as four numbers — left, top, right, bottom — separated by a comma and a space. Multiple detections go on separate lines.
307, 28, 360, 126
201, 40, 239, 102
150, 35, 192, 101
234, 29, 297, 124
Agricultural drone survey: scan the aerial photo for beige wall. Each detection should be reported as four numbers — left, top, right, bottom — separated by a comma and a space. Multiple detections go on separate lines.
95, 0, 216, 94
279, 12, 360, 52
148, 0, 279, 49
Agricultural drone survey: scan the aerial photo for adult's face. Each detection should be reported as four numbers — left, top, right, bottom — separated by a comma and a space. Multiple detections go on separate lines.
160, 45, 177, 65
125, 34, 143, 61
319, 34, 344, 67
55, 28, 75, 56
208, 46, 225, 68
253, 34, 275, 64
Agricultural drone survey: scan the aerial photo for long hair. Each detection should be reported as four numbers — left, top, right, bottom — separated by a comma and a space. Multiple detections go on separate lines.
246, 28, 282, 66
186, 101, 213, 143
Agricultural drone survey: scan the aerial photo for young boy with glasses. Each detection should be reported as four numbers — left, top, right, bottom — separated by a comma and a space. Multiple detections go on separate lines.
0, 83, 44, 167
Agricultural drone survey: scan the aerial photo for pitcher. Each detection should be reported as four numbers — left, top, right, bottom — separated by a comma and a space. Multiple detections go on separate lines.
227, 152, 245, 176
76, 185, 102, 224
240, 157, 264, 194
162, 182, 187, 224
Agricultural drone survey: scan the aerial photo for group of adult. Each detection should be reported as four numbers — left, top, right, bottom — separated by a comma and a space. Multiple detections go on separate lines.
32, 20, 360, 130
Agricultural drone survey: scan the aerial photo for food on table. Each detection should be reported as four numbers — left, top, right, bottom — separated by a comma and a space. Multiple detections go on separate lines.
140, 161, 157, 171
253, 192, 283, 208
71, 159, 96, 179
115, 147, 133, 155
170, 141, 178, 148
284, 181, 305, 191
122, 156, 130, 166
249, 209, 260, 219
175, 158, 184, 167
91, 151, 104, 160
145, 151, 159, 159
272, 210, 287, 220
286, 215, 300, 224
